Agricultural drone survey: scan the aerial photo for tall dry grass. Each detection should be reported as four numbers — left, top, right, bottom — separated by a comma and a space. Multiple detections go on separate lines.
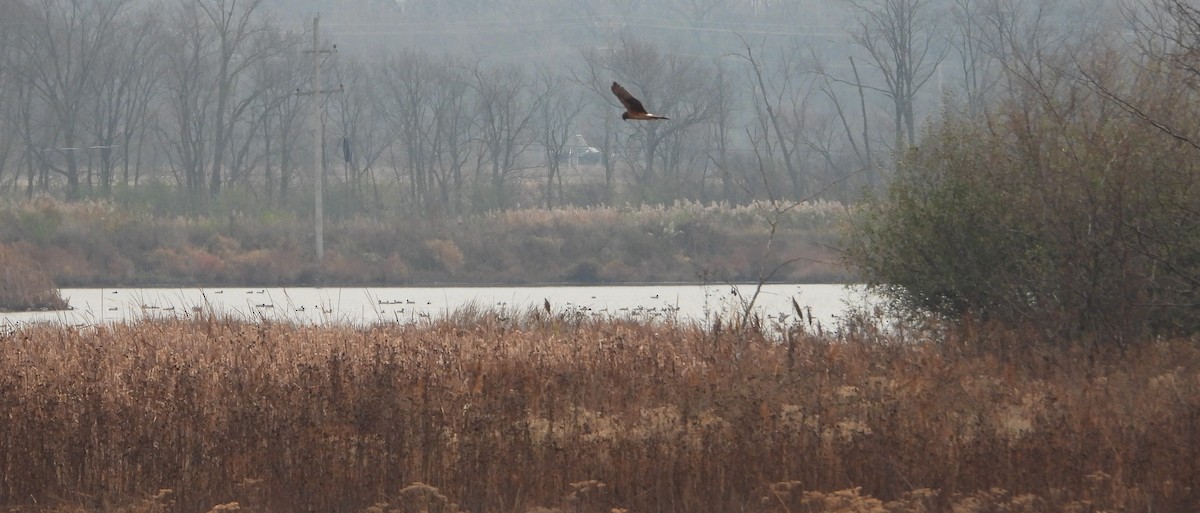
1, 312, 1197, 512
0, 243, 69, 311
0, 199, 847, 287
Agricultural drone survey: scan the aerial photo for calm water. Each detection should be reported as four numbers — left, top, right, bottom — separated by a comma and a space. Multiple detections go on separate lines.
0, 284, 873, 330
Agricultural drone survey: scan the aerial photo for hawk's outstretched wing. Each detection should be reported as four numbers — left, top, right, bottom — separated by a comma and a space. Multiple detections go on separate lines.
611, 82, 668, 120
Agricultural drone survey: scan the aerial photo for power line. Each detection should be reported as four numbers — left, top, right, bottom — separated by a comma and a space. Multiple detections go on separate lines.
323, 13, 854, 38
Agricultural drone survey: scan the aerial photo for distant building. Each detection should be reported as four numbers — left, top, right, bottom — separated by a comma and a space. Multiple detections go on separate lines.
564, 134, 601, 165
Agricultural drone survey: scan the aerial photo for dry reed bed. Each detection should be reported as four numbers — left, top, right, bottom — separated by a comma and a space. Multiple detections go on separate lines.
0, 313, 1197, 513
0, 199, 848, 287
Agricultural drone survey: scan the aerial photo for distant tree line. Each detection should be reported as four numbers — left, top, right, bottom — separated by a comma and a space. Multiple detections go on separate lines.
0, 0, 1118, 218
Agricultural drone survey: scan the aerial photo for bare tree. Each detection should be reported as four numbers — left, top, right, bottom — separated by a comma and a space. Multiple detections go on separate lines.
160, 1, 216, 203
13, 0, 134, 199
425, 59, 473, 213
227, 28, 306, 195
85, 9, 162, 195
814, 57, 872, 171
0, 0, 38, 190
160, 2, 303, 207
846, 0, 946, 150
116, 12, 164, 189
470, 62, 540, 210
969, 0, 1094, 105
15, 83, 51, 195
734, 35, 812, 200
193, 0, 273, 197
379, 51, 438, 209
1106, 0, 1200, 150
263, 85, 307, 204
947, 0, 1000, 117
577, 36, 721, 201
330, 60, 391, 208
533, 69, 584, 208
377, 52, 474, 213
700, 59, 738, 203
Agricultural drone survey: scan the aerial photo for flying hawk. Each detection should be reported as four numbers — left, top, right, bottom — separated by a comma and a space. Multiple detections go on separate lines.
611, 82, 668, 120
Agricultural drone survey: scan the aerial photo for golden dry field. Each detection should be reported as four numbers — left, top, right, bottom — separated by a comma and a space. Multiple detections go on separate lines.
1, 311, 1197, 513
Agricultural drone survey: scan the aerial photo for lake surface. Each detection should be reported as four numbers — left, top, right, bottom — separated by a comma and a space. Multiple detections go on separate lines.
0, 284, 874, 330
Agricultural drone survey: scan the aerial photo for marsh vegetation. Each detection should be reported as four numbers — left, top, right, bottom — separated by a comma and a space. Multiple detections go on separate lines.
2, 312, 1197, 512
3, 1, 1200, 511
0, 199, 845, 292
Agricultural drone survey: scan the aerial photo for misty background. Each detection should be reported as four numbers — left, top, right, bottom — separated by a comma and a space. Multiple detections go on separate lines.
0, 0, 1125, 217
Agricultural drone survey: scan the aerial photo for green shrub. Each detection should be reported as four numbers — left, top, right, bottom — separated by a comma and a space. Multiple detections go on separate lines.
846, 115, 1033, 319
846, 95, 1200, 341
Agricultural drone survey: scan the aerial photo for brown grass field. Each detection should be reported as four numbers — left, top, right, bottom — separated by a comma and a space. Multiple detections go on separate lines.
1, 310, 1197, 513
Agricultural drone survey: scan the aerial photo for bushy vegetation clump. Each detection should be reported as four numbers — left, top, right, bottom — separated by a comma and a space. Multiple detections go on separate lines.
0, 242, 68, 311
0, 315, 1196, 512
846, 62, 1200, 342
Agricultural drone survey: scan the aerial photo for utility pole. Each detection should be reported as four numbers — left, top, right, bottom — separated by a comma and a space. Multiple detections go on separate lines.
297, 14, 340, 263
